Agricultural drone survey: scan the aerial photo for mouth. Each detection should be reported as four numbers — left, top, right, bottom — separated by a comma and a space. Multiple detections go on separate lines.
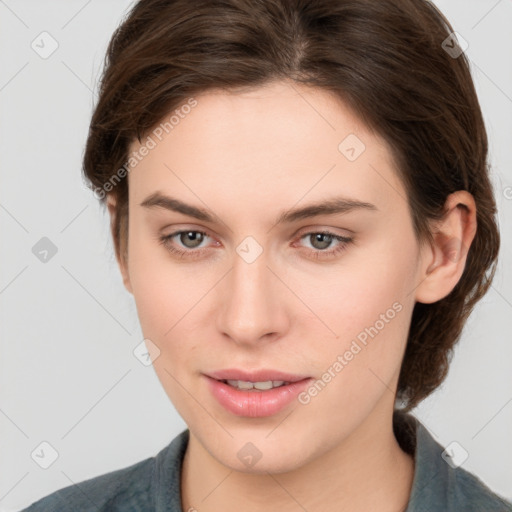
204, 369, 313, 417
219, 379, 290, 391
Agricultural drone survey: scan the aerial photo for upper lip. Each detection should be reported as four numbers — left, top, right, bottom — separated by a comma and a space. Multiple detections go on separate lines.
206, 369, 310, 383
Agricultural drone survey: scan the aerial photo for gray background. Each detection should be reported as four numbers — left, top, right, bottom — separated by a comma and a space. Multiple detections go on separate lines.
1, 1, 511, 510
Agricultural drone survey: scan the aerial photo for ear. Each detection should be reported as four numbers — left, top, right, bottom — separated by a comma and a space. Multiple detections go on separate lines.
106, 196, 133, 294
415, 191, 477, 304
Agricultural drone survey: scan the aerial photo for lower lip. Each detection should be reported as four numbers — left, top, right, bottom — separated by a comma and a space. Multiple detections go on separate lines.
205, 376, 313, 418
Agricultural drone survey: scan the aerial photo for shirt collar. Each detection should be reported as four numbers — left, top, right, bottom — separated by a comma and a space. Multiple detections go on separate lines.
393, 411, 452, 511
155, 411, 506, 511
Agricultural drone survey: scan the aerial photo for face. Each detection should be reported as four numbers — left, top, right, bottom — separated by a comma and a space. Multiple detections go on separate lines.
120, 80, 430, 473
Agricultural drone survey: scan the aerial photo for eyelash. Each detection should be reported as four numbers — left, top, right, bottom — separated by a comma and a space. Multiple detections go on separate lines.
158, 229, 353, 261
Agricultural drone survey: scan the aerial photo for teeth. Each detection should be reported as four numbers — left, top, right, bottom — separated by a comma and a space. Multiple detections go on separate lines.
225, 380, 286, 390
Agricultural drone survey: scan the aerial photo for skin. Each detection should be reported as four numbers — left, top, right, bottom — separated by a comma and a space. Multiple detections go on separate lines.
107, 79, 476, 511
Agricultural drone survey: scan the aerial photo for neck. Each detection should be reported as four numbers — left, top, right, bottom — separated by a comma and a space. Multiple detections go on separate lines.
180, 405, 415, 512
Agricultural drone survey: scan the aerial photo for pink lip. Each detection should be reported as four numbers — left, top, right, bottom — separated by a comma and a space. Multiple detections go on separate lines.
204, 369, 313, 418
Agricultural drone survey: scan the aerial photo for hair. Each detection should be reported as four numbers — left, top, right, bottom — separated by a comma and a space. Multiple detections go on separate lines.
82, 0, 499, 412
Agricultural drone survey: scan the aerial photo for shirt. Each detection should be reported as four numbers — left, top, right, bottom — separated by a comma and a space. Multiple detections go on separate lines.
21, 412, 512, 511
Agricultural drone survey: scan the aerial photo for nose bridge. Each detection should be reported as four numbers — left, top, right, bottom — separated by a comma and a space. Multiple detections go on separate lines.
216, 240, 287, 344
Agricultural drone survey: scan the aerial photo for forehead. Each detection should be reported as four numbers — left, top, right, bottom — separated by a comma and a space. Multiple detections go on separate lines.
127, 81, 407, 219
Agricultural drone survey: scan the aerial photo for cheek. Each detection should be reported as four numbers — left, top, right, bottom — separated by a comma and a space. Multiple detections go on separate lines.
126, 220, 199, 335
289, 234, 418, 392
126, 223, 221, 397
126, 239, 206, 411
300, 233, 416, 333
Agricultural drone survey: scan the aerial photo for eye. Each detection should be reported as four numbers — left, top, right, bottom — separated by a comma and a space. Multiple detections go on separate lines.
295, 230, 353, 260
159, 230, 212, 259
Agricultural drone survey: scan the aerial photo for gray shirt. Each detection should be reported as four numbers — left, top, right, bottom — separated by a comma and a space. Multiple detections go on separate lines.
22, 412, 512, 511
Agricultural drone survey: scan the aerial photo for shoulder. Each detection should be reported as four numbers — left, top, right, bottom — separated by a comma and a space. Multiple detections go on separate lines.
394, 412, 512, 512
21, 455, 155, 512
450, 464, 512, 511
21, 430, 189, 512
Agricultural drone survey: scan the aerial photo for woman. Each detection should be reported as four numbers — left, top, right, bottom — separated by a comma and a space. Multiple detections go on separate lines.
23, 0, 511, 510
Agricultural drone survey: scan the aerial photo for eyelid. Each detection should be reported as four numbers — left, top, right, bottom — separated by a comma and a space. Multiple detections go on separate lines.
293, 225, 353, 239
160, 225, 217, 242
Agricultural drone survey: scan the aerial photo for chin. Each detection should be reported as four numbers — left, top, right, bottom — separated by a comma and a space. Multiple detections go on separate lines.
195, 425, 320, 475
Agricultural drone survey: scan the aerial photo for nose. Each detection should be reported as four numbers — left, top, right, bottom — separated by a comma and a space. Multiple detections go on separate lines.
216, 246, 290, 347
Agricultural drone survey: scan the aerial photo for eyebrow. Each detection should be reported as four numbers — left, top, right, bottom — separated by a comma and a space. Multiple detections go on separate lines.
140, 192, 377, 225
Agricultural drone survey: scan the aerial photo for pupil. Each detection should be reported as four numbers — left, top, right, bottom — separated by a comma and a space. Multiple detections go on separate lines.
312, 233, 332, 250
182, 231, 203, 248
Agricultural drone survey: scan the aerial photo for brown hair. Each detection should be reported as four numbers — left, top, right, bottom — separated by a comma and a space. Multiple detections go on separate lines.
83, 0, 500, 411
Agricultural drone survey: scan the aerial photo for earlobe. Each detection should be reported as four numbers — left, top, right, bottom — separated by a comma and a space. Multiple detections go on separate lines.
106, 195, 133, 295
415, 191, 477, 304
